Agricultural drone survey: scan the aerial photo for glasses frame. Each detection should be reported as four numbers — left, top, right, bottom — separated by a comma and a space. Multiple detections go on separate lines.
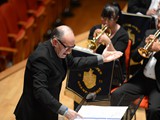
56, 38, 75, 49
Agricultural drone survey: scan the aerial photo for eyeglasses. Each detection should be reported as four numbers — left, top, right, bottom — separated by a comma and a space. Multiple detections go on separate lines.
56, 38, 75, 49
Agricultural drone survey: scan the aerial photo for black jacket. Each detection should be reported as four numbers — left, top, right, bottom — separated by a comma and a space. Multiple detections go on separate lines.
14, 40, 100, 120
132, 29, 160, 90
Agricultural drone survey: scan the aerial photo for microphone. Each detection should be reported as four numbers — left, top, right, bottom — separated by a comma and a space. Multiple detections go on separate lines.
75, 92, 96, 112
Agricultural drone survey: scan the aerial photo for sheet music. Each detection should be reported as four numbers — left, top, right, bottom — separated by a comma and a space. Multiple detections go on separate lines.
74, 105, 128, 120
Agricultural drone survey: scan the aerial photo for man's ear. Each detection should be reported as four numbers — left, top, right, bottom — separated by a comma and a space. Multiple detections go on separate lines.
51, 38, 58, 47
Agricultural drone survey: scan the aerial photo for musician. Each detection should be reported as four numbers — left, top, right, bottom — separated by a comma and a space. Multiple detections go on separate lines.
127, 0, 160, 28
73, 2, 129, 111
111, 9, 160, 120
88, 2, 129, 81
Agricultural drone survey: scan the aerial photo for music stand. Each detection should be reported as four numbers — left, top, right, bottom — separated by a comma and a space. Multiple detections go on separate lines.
65, 46, 115, 104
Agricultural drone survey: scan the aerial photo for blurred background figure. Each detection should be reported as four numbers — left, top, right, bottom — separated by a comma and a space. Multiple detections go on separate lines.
127, 0, 160, 28
111, 9, 160, 120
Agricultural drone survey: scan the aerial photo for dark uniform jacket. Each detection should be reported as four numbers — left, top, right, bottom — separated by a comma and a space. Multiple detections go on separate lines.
14, 40, 100, 120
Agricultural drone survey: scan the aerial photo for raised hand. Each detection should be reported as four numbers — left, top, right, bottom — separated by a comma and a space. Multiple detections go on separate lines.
102, 46, 123, 62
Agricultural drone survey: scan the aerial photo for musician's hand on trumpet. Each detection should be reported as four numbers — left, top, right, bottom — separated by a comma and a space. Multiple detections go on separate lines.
146, 35, 160, 52
145, 35, 155, 51
93, 29, 123, 62
88, 25, 112, 51
93, 29, 115, 51
138, 29, 160, 58
93, 29, 110, 44
146, 9, 157, 16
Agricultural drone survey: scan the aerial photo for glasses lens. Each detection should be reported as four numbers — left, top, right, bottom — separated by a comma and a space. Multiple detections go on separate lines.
57, 38, 75, 49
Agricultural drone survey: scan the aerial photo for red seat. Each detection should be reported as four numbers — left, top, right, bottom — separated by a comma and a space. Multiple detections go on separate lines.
139, 96, 149, 108
0, 13, 18, 71
125, 39, 132, 81
0, 3, 27, 62
10, 0, 36, 51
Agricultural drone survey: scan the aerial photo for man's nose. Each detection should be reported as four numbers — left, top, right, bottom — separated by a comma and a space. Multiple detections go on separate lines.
66, 48, 72, 54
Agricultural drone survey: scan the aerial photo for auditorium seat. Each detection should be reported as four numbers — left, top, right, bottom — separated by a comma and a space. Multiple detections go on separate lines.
137, 96, 148, 109
0, 13, 18, 71
0, 3, 28, 62
25, 0, 46, 43
10, 0, 36, 52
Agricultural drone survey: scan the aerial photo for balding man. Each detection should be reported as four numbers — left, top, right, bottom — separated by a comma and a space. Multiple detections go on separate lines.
14, 25, 122, 120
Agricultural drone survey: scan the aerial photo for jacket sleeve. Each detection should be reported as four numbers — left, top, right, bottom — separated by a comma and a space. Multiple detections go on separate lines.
66, 54, 102, 70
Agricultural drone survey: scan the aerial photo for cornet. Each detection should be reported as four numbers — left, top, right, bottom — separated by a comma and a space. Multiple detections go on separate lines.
88, 25, 111, 50
138, 29, 160, 58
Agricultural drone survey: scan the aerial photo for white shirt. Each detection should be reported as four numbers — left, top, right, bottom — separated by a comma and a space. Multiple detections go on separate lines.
149, 0, 160, 10
143, 52, 157, 80
149, 0, 160, 19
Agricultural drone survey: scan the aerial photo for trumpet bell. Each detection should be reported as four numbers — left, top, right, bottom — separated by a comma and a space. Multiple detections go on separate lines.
138, 48, 150, 58
137, 29, 160, 58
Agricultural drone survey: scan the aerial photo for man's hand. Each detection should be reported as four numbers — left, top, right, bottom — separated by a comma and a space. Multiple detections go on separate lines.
145, 35, 155, 43
64, 108, 82, 120
146, 9, 156, 16
145, 35, 160, 52
102, 47, 123, 62
93, 29, 111, 45
149, 39, 160, 52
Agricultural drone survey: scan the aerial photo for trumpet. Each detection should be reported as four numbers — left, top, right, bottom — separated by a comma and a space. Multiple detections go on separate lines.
88, 25, 111, 50
138, 29, 160, 58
